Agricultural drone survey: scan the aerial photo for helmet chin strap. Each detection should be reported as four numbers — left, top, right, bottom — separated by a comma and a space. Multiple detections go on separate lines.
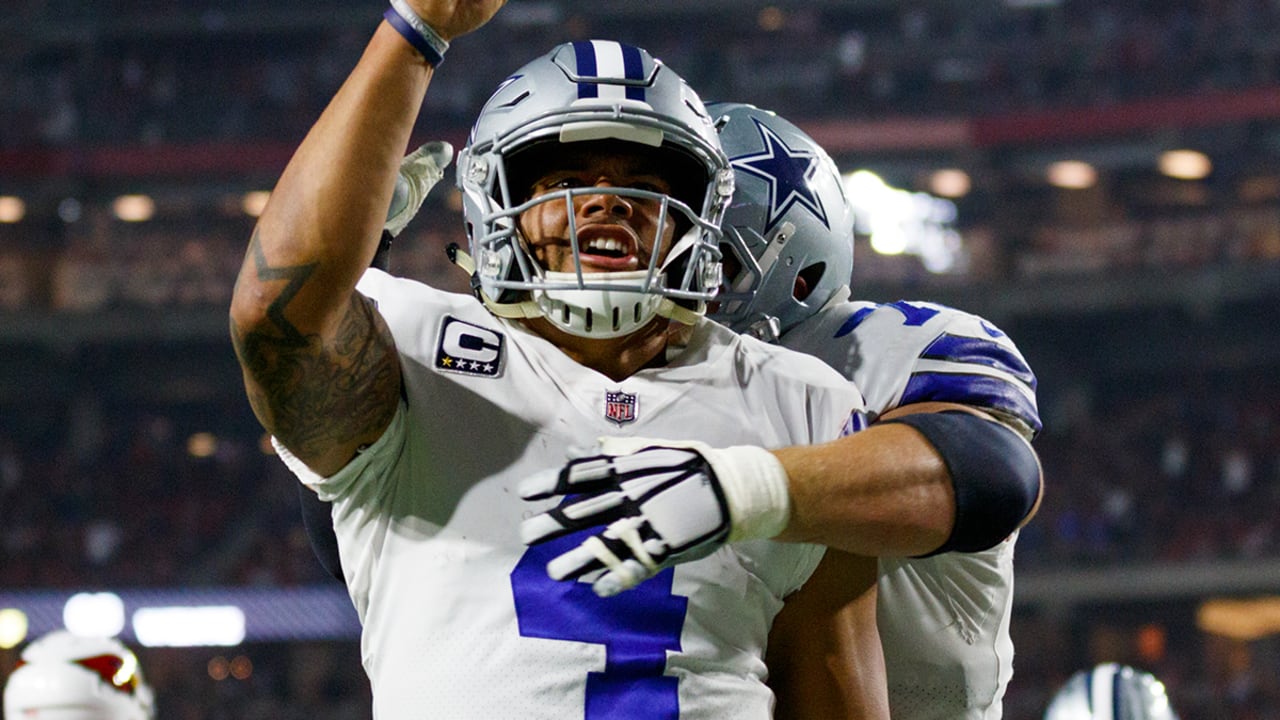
450, 245, 704, 338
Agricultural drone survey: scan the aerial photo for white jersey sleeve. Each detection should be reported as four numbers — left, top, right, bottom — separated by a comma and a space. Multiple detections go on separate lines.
782, 290, 1039, 435
779, 288, 1041, 720
273, 268, 865, 720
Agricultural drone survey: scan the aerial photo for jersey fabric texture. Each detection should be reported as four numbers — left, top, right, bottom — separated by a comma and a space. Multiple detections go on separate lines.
274, 268, 864, 720
779, 287, 1041, 720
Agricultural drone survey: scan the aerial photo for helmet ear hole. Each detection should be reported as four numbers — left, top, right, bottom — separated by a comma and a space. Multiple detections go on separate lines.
794, 262, 825, 302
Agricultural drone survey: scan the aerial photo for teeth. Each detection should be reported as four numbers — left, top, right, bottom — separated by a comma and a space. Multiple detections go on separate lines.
586, 238, 626, 254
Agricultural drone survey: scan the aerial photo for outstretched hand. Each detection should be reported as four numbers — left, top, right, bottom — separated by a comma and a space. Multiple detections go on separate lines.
519, 438, 793, 597
405, 0, 507, 42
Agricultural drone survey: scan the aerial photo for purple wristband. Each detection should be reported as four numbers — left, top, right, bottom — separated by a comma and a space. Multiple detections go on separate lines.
383, 7, 446, 66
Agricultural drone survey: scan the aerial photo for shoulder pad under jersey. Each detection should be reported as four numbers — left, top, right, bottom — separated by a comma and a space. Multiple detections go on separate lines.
782, 299, 1040, 436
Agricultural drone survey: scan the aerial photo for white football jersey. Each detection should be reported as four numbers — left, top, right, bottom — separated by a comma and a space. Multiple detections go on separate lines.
779, 287, 1041, 720
275, 269, 865, 720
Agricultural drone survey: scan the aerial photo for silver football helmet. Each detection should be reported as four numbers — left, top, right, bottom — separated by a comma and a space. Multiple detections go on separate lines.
706, 102, 854, 341
1044, 663, 1179, 720
3, 630, 156, 720
456, 40, 735, 338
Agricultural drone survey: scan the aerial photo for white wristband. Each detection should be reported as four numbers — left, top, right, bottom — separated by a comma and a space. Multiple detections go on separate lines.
704, 445, 792, 541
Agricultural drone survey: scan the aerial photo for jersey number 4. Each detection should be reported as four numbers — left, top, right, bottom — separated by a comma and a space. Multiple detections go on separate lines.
512, 528, 687, 719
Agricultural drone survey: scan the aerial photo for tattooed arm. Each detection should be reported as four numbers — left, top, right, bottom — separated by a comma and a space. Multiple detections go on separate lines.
228, 2, 505, 476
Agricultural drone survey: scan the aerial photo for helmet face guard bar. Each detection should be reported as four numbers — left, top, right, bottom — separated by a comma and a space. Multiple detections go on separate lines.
473, 185, 724, 303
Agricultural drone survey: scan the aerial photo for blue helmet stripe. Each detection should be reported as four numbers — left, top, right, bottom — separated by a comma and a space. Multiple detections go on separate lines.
620, 43, 646, 101
572, 41, 599, 98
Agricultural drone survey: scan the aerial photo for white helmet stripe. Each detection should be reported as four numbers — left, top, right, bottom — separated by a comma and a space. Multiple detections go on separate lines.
1090, 663, 1118, 720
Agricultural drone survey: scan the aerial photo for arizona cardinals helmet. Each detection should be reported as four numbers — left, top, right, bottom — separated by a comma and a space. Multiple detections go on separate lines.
3, 630, 155, 720
706, 102, 854, 341
456, 40, 735, 338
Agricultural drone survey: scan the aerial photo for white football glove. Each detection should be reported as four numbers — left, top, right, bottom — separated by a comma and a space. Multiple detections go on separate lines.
519, 437, 792, 597
384, 141, 453, 237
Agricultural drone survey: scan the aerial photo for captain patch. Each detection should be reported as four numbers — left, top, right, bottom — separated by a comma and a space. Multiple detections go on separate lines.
435, 316, 504, 377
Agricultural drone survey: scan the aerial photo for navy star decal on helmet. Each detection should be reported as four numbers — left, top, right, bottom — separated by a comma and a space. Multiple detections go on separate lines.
708, 102, 854, 341
730, 117, 830, 234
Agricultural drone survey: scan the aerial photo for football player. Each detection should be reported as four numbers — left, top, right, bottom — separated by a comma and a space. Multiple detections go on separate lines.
710, 102, 1041, 720
3, 630, 155, 720
342, 106, 1043, 718
520, 104, 1042, 720
1044, 663, 1179, 720
231, 2, 888, 717
311, 103, 1043, 717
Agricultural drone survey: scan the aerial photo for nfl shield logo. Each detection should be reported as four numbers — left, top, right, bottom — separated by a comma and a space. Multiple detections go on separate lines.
604, 390, 638, 425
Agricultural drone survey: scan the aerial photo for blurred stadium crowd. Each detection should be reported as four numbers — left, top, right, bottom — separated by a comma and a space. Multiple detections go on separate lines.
4, 1, 1280, 718
5, 0, 1280, 147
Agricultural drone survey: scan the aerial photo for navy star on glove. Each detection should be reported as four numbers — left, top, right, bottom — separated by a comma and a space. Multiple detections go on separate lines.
519, 438, 792, 597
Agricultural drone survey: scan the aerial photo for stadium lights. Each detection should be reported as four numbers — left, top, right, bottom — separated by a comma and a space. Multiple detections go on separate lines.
1046, 160, 1097, 189
0, 608, 29, 649
133, 606, 246, 647
927, 168, 971, 198
1158, 149, 1212, 180
63, 592, 127, 638
242, 190, 270, 217
208, 654, 255, 681
187, 432, 218, 459
1197, 597, 1280, 641
842, 169, 964, 273
1, 587, 360, 646
0, 196, 26, 223
112, 194, 156, 222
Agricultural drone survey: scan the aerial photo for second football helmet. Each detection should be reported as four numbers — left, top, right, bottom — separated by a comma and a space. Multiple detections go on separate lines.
456, 40, 735, 338
706, 102, 854, 341
3, 630, 155, 720
1044, 663, 1178, 720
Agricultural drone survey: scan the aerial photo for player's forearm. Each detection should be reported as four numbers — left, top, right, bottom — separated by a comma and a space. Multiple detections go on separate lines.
234, 22, 434, 332
772, 423, 955, 557
774, 402, 1043, 557
768, 550, 889, 720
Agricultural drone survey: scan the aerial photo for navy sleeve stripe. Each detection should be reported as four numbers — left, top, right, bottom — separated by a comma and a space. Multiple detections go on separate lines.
921, 333, 1037, 388
901, 371, 1042, 435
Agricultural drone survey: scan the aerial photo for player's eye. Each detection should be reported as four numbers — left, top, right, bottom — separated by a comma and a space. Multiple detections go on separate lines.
548, 176, 585, 190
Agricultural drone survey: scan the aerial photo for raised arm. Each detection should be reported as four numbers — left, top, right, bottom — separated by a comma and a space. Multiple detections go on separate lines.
228, 1, 504, 476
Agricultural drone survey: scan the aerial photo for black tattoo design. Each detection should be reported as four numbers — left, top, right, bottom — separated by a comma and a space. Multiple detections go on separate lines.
231, 230, 400, 464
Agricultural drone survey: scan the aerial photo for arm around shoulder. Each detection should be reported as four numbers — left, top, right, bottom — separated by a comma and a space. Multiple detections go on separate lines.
774, 402, 1042, 558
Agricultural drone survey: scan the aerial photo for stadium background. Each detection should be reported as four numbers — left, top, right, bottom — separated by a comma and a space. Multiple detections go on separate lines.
3, 0, 1280, 717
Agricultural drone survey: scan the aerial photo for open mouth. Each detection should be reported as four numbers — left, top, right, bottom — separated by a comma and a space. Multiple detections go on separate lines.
576, 226, 641, 270
583, 237, 629, 259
